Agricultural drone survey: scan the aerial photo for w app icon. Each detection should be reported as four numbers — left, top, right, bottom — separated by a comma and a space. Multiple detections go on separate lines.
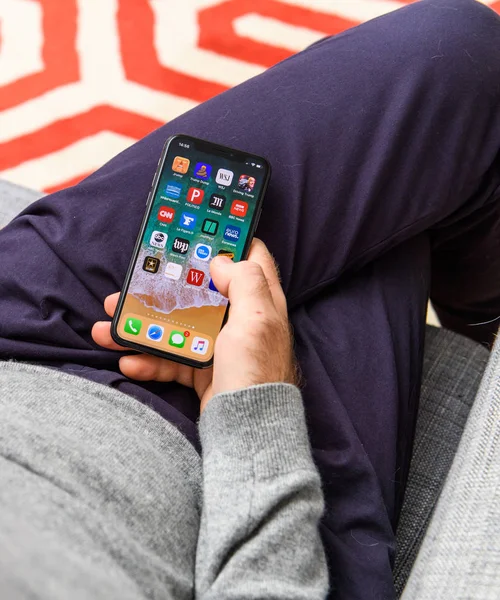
187, 268, 205, 287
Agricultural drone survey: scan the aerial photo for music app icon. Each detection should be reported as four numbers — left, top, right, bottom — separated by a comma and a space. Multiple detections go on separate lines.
191, 336, 209, 355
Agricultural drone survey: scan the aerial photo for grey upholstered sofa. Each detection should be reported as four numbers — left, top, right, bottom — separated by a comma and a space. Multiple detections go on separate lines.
0, 180, 497, 598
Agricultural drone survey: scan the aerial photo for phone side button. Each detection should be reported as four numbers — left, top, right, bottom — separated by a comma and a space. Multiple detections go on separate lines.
146, 191, 152, 206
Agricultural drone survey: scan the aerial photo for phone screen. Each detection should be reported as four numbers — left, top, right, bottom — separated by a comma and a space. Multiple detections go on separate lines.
114, 135, 270, 366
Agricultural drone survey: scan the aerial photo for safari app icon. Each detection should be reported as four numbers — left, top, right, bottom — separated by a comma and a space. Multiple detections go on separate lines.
146, 324, 164, 342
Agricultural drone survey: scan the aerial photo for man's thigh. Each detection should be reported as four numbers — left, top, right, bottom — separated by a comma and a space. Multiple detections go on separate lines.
292, 235, 429, 598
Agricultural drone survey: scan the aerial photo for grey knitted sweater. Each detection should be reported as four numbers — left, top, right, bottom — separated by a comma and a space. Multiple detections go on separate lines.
0, 362, 328, 599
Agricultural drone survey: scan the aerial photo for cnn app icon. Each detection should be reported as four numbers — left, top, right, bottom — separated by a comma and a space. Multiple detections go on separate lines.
158, 206, 175, 223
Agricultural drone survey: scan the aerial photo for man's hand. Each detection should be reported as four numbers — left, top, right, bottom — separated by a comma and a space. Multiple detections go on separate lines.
91, 239, 296, 412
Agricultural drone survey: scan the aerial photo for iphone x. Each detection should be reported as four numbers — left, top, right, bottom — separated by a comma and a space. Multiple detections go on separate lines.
111, 134, 271, 368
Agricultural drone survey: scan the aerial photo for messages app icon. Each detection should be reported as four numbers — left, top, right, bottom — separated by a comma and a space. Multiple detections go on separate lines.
169, 330, 185, 348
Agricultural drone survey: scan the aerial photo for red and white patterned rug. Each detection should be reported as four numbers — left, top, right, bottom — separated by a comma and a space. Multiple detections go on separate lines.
1, 0, 498, 193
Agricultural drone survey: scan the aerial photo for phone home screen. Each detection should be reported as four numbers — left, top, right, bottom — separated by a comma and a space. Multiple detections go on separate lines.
116, 137, 268, 364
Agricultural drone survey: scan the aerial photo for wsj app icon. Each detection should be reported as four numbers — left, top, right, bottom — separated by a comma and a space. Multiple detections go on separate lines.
172, 237, 190, 254
147, 324, 164, 342
216, 169, 233, 187
180, 212, 197, 230
150, 231, 167, 248
209, 193, 226, 211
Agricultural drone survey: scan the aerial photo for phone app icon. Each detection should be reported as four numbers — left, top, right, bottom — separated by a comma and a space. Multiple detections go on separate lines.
180, 212, 197, 230
194, 243, 212, 261
191, 336, 209, 355
169, 330, 186, 348
172, 237, 190, 254
187, 268, 205, 286
150, 230, 167, 248
124, 317, 142, 335
143, 256, 160, 273
165, 262, 182, 280
172, 156, 190, 174
187, 187, 204, 205
194, 162, 212, 180
158, 206, 175, 223
223, 225, 241, 242
202, 218, 219, 236
165, 181, 182, 199
147, 324, 164, 342
230, 200, 248, 217
238, 174, 256, 193
208, 278, 219, 293
218, 249, 235, 260
209, 193, 226, 211
216, 168, 234, 186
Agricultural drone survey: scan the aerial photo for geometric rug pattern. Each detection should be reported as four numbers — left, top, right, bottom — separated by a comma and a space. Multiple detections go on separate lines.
1, 0, 498, 193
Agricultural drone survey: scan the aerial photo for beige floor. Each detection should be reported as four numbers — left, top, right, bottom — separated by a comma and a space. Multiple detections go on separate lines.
427, 303, 440, 327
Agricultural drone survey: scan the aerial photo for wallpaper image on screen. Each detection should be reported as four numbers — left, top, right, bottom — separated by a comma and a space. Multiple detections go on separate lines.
117, 137, 267, 363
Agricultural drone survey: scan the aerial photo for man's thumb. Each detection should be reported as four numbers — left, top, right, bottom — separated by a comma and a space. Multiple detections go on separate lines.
209, 255, 234, 297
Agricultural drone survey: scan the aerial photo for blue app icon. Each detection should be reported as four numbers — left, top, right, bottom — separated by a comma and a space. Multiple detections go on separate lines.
146, 324, 164, 342
209, 278, 219, 293
165, 181, 182, 199
223, 225, 241, 242
180, 212, 197, 230
194, 243, 212, 261
194, 162, 212, 180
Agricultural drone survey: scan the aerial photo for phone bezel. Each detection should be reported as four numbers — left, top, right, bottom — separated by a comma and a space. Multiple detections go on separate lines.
110, 134, 271, 369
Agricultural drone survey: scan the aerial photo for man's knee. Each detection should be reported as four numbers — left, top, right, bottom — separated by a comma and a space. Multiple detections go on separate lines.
411, 0, 500, 63
376, 0, 500, 100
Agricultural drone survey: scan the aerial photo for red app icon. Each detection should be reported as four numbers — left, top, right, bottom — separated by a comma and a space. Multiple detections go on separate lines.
158, 206, 175, 223
187, 187, 205, 205
230, 200, 248, 217
186, 268, 205, 287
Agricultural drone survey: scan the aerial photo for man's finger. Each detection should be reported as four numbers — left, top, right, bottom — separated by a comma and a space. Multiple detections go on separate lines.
91, 321, 126, 351
119, 354, 195, 387
211, 256, 276, 319
104, 292, 120, 318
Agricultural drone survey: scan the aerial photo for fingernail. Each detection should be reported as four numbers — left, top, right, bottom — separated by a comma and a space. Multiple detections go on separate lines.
214, 255, 232, 265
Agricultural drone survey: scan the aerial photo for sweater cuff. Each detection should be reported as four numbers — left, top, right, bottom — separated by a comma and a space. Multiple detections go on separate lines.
199, 383, 315, 479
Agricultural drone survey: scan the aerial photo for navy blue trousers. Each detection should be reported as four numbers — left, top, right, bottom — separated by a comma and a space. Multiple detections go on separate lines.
2, 1, 500, 597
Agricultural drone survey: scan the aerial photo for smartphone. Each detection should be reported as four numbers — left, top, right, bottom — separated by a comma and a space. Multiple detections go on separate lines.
111, 134, 271, 368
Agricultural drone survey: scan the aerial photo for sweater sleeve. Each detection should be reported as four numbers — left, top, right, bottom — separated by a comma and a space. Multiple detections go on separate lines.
196, 383, 329, 600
